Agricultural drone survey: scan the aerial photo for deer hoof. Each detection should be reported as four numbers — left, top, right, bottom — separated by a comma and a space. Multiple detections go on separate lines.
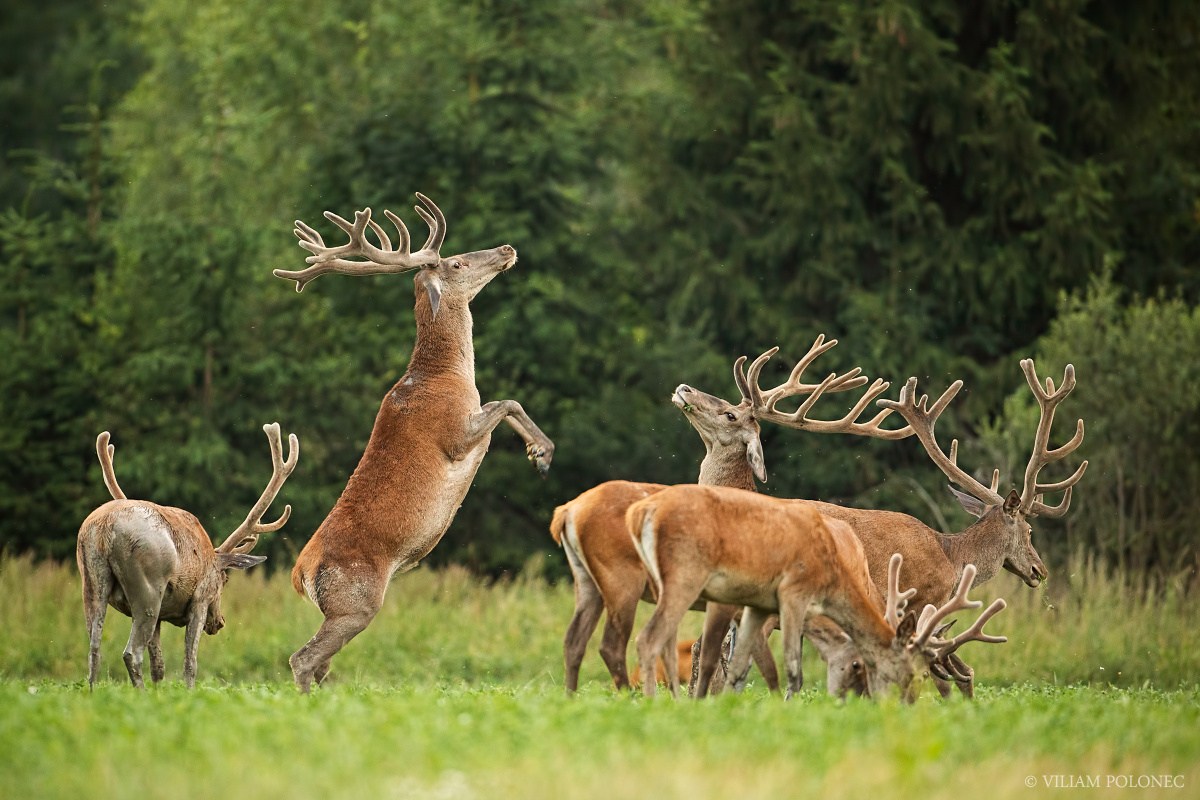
526, 444, 552, 475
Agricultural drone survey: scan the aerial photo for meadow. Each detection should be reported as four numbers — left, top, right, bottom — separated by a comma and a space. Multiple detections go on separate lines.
1, 552, 1197, 799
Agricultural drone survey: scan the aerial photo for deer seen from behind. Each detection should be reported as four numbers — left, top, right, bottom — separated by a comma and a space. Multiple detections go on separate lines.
627, 484, 1008, 701
77, 424, 298, 689
275, 194, 555, 692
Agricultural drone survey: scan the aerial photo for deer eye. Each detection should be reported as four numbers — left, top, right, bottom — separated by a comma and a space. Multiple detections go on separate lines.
724, 412, 737, 421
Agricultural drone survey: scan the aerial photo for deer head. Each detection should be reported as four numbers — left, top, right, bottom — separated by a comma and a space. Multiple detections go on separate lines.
273, 193, 517, 322
878, 359, 1088, 587
672, 384, 766, 482
868, 556, 1007, 702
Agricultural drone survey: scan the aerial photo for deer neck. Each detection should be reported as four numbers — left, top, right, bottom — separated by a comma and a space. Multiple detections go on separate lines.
826, 593, 896, 670
697, 447, 756, 492
408, 297, 476, 380
936, 517, 1006, 585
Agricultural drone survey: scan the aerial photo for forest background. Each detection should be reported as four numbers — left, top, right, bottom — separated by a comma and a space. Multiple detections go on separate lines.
1, 0, 1197, 582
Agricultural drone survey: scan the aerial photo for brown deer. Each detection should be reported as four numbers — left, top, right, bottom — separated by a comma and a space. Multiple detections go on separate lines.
627, 484, 1007, 700
274, 193, 555, 692
77, 424, 298, 689
738, 357, 1086, 695
550, 335, 913, 695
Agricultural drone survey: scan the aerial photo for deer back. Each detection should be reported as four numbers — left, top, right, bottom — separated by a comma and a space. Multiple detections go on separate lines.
77, 500, 217, 623
806, 501, 958, 609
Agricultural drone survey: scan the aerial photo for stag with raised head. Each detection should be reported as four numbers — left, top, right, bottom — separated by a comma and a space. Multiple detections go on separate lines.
77, 424, 298, 689
550, 335, 913, 696
626, 483, 1007, 701
275, 193, 555, 692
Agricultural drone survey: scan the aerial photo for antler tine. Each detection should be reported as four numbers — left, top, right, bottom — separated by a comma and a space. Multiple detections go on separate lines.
878, 377, 1002, 505
273, 194, 446, 292
217, 423, 300, 554
933, 598, 1008, 658
414, 192, 447, 255
95, 431, 127, 501
913, 564, 981, 649
884, 553, 918, 629
741, 346, 781, 408
744, 336, 913, 440
1018, 359, 1087, 516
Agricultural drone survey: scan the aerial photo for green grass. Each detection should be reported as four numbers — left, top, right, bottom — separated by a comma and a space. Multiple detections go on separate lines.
1, 553, 1198, 799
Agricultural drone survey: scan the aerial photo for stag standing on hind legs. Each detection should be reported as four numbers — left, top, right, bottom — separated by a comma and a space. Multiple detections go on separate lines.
275, 193, 555, 693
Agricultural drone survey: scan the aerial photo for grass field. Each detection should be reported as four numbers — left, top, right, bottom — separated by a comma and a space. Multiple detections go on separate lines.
1, 552, 1197, 799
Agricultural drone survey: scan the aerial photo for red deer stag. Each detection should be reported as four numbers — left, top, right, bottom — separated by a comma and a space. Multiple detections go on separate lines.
77, 424, 298, 688
627, 484, 1007, 700
739, 358, 1086, 695
274, 193, 555, 692
550, 335, 913, 695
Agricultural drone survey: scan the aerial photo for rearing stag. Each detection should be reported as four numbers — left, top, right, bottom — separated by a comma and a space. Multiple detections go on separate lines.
77, 423, 298, 689
275, 193, 554, 692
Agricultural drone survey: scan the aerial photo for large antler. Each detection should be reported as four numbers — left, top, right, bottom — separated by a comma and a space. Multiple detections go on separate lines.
884, 553, 917, 629
272, 193, 446, 292
1018, 359, 1088, 518
911, 564, 1008, 656
735, 335, 914, 440
877, 375, 1003, 506
217, 423, 300, 555
95, 432, 128, 501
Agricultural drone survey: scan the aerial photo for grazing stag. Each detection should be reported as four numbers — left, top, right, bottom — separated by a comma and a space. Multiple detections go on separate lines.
627, 484, 1007, 700
275, 193, 555, 692
550, 335, 912, 695
77, 424, 298, 689
740, 358, 1086, 695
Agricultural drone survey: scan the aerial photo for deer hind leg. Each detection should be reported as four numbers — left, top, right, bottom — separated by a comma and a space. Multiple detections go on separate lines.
726, 607, 771, 693
462, 400, 555, 475
597, 577, 643, 692
113, 570, 165, 690
947, 653, 976, 700
561, 539, 604, 693
289, 567, 385, 693
80, 564, 111, 690
634, 580, 698, 699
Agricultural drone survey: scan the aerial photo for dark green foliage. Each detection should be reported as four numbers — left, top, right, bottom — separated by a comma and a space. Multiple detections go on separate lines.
979, 275, 1200, 575
0, 0, 1196, 578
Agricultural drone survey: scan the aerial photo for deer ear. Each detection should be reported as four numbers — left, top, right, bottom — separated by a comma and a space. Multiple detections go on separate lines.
746, 436, 767, 483
415, 270, 443, 321
215, 553, 266, 571
1003, 489, 1022, 516
948, 485, 988, 518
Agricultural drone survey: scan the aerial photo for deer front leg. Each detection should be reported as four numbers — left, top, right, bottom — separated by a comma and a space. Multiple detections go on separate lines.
183, 606, 205, 689
695, 603, 738, 698
777, 595, 812, 700
727, 607, 772, 693
463, 400, 555, 474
